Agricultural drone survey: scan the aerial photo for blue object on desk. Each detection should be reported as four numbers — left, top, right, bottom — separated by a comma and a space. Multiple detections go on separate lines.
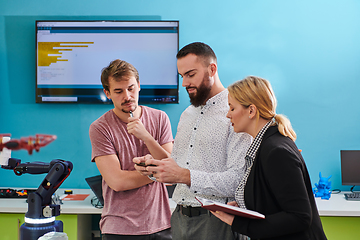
313, 172, 332, 200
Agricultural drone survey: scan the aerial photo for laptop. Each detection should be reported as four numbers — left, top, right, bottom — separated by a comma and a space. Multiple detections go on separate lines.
85, 175, 104, 206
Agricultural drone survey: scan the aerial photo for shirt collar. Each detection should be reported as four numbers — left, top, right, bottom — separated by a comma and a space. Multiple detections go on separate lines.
245, 120, 273, 167
202, 89, 228, 108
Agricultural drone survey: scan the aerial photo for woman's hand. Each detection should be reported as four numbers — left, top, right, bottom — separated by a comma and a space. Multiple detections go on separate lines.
226, 201, 238, 207
210, 201, 237, 225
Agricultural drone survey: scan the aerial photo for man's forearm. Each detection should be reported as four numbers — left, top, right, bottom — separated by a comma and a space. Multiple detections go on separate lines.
141, 133, 169, 158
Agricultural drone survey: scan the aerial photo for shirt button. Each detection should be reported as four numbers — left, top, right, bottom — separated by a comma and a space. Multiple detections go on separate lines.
194, 128, 197, 130
186, 162, 189, 165
190, 145, 193, 147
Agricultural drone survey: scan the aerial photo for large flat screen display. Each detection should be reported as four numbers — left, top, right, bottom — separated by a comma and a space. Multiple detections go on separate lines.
36, 20, 179, 103
341, 150, 360, 186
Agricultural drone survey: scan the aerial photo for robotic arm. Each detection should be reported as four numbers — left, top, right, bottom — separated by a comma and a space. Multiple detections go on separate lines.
24, 159, 73, 220
0, 134, 73, 240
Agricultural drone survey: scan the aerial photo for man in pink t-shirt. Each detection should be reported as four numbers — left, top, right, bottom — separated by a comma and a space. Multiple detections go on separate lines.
89, 59, 173, 240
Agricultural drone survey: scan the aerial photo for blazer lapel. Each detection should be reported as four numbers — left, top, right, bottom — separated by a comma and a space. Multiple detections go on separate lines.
245, 126, 278, 210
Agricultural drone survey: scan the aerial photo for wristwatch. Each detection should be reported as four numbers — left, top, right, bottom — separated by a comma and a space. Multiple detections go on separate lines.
148, 174, 157, 181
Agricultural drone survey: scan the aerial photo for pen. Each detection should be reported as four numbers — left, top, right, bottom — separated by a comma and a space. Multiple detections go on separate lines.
129, 111, 133, 117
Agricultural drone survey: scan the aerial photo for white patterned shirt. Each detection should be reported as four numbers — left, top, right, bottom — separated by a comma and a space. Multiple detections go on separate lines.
171, 90, 253, 206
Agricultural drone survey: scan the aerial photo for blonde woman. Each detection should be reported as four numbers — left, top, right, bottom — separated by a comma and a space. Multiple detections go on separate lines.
212, 76, 327, 240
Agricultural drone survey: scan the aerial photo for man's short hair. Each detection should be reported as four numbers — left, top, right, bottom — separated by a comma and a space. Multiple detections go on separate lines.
176, 42, 217, 66
101, 59, 139, 91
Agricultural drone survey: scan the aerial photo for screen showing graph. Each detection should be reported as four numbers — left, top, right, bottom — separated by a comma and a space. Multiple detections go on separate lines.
36, 20, 179, 103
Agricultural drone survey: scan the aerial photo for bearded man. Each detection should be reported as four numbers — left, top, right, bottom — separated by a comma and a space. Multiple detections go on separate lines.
134, 42, 252, 240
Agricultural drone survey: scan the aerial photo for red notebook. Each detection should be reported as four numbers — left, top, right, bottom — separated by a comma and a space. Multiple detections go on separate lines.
62, 194, 89, 201
195, 197, 265, 219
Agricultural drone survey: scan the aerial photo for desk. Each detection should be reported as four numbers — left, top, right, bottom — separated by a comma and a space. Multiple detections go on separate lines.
0, 188, 177, 240
0, 189, 103, 214
4, 190, 356, 240
315, 192, 360, 239
0, 189, 102, 240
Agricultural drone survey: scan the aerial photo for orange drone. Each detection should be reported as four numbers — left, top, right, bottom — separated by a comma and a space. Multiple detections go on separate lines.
0, 134, 57, 154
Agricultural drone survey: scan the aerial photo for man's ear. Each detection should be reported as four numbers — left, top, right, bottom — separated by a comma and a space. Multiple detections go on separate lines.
104, 89, 111, 100
208, 63, 217, 77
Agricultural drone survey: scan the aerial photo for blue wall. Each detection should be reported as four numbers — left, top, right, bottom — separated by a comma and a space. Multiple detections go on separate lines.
1, 0, 360, 191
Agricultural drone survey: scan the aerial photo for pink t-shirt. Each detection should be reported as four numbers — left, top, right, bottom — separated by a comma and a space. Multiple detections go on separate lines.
89, 106, 173, 235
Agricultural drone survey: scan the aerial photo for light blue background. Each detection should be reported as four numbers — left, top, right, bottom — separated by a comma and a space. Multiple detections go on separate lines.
1, 0, 360, 191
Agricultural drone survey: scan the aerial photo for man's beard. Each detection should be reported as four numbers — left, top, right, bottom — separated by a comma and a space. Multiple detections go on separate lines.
121, 99, 137, 114
187, 73, 212, 107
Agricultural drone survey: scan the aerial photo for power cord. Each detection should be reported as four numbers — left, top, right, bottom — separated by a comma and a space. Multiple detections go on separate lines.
331, 189, 341, 194
350, 185, 360, 193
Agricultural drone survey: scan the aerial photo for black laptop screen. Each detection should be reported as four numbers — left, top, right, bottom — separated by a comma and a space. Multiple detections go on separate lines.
85, 175, 104, 206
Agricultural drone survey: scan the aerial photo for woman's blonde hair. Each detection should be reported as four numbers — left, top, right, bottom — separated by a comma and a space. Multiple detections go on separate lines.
228, 76, 297, 141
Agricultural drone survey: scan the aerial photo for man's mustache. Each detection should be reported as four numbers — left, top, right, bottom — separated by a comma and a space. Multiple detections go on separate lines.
121, 100, 135, 105
186, 87, 197, 91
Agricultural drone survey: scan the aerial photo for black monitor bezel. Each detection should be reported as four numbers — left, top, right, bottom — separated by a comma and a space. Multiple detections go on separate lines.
341, 150, 360, 186
35, 20, 179, 104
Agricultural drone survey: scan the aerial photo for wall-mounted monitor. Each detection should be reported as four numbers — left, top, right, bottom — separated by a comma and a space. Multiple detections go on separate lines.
341, 150, 360, 186
36, 20, 179, 104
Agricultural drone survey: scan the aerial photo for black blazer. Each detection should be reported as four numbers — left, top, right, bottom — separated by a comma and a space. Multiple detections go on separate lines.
232, 126, 327, 240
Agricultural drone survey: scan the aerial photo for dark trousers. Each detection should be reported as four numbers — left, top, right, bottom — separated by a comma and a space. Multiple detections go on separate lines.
102, 228, 172, 240
171, 205, 247, 240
